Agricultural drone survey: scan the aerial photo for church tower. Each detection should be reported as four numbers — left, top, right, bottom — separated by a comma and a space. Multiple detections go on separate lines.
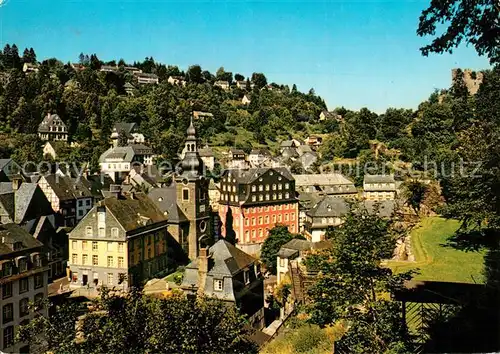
175, 119, 211, 260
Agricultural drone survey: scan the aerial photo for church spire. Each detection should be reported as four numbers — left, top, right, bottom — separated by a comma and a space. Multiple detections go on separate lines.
179, 118, 204, 179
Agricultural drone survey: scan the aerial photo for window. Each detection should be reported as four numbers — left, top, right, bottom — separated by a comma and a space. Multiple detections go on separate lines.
35, 274, 43, 289
265, 184, 270, 191
259, 195, 263, 201
3, 326, 13, 348
278, 193, 282, 199
258, 185, 263, 192
251, 185, 256, 192
258, 216, 263, 225
72, 240, 77, 250
86, 199, 91, 206
118, 242, 124, 253
107, 242, 113, 252
278, 214, 282, 222
72, 272, 78, 283
285, 214, 289, 221
19, 259, 28, 272
2, 283, 12, 299
85, 226, 92, 237
107, 256, 114, 267
245, 231, 250, 242
265, 194, 270, 201
272, 205, 276, 211
107, 273, 113, 286
19, 298, 29, 317
118, 257, 124, 268
279, 258, 286, 268
244, 270, 250, 285
214, 279, 223, 291
278, 205, 282, 210
272, 184, 277, 190
272, 215, 276, 223
285, 183, 289, 190
82, 254, 88, 265
278, 184, 282, 190
252, 218, 256, 226
82, 241, 88, 250
284, 204, 288, 210
265, 215, 269, 224
291, 213, 295, 221
98, 227, 105, 237
3, 263, 12, 276
322, 218, 327, 224
259, 229, 263, 238
19, 278, 28, 294
285, 193, 290, 199
78, 200, 83, 207
265, 206, 269, 212
251, 195, 256, 202
92, 241, 98, 251
182, 189, 189, 201
72, 254, 78, 264
3, 304, 13, 323
251, 230, 256, 239
92, 255, 99, 266
245, 218, 249, 226
111, 228, 119, 238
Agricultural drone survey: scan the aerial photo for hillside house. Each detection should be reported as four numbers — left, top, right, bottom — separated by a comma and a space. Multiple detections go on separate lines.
248, 149, 271, 168
363, 175, 397, 201
167, 76, 186, 86
214, 80, 230, 90
110, 122, 145, 147
193, 111, 214, 121
22, 62, 39, 73
181, 240, 265, 329
135, 72, 159, 85
304, 196, 348, 242
38, 113, 68, 142
99, 144, 154, 183
0, 159, 21, 178
42, 141, 71, 160
242, 94, 251, 105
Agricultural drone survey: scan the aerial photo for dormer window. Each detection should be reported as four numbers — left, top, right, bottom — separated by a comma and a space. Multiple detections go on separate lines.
18, 259, 28, 273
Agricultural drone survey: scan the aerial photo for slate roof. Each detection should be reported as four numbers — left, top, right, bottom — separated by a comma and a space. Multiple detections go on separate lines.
364, 174, 396, 184
38, 114, 67, 133
281, 147, 299, 159
112, 122, 137, 136
0, 183, 53, 224
297, 192, 322, 210
100, 193, 167, 232
43, 174, 93, 201
277, 238, 332, 259
147, 184, 188, 223
229, 148, 246, 156
0, 223, 44, 257
0, 159, 13, 170
86, 174, 114, 198
297, 145, 313, 155
224, 167, 294, 185
249, 149, 271, 156
99, 144, 152, 163
293, 174, 353, 186
184, 239, 256, 280
199, 147, 214, 157
363, 200, 396, 218
307, 196, 349, 218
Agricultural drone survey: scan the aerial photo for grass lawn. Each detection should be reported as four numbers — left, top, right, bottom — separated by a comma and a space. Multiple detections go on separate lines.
387, 217, 486, 284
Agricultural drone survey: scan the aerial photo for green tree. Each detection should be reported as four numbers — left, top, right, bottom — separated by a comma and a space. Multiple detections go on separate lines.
417, 0, 500, 63
251, 72, 267, 89
305, 205, 414, 353
402, 179, 428, 213
18, 289, 257, 354
186, 65, 204, 84
234, 73, 245, 81
260, 225, 296, 274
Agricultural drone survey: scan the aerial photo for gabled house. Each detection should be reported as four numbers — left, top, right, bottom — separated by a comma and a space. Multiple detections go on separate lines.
42, 141, 71, 160
305, 135, 323, 147
279, 139, 302, 153
124, 82, 135, 96
100, 65, 118, 73
22, 62, 39, 73
38, 174, 94, 227
181, 240, 265, 329
68, 193, 171, 291
38, 113, 68, 142
293, 174, 357, 198
214, 80, 230, 90
304, 196, 348, 242
126, 165, 166, 191
248, 149, 271, 168
99, 144, 154, 182
299, 151, 318, 171
199, 146, 215, 171
0, 159, 21, 178
242, 94, 251, 105
123, 66, 142, 74
110, 122, 145, 146
319, 110, 342, 121
227, 148, 248, 169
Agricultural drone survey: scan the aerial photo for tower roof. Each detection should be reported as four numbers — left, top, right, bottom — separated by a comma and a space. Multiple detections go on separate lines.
178, 118, 205, 179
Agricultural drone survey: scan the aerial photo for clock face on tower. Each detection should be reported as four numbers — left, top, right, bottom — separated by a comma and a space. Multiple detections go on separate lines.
199, 220, 207, 232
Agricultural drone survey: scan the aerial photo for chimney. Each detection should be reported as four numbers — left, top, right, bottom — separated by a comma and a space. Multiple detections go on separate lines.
12, 178, 21, 191
197, 248, 209, 295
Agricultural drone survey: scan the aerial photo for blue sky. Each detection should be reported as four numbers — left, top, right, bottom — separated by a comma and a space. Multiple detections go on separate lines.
0, 0, 490, 112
